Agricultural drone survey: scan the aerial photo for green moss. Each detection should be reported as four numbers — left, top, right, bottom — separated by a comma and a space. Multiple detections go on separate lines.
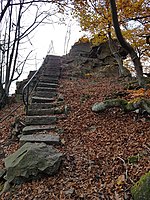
131, 171, 150, 200
128, 155, 139, 164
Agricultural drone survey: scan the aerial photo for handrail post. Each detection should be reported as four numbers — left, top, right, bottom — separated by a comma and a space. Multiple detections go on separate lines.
26, 84, 29, 114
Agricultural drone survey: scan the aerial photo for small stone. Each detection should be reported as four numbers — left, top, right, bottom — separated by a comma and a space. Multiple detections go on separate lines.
64, 188, 75, 195
58, 94, 64, 101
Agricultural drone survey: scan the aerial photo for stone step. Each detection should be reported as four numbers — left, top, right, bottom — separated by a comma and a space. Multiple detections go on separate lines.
40, 74, 59, 79
34, 91, 57, 98
31, 96, 55, 103
37, 82, 59, 88
25, 115, 57, 125
42, 70, 60, 75
22, 125, 56, 134
39, 77, 59, 84
19, 134, 60, 145
36, 87, 57, 92
42, 69, 60, 73
28, 107, 65, 116
29, 102, 63, 110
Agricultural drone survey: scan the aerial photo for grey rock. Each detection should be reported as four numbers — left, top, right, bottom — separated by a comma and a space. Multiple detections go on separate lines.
29, 102, 63, 110
64, 188, 75, 195
22, 125, 56, 134
25, 115, 57, 125
28, 107, 65, 116
92, 102, 106, 112
36, 87, 57, 92
31, 96, 55, 103
34, 91, 57, 98
28, 108, 55, 116
19, 134, 60, 145
4, 142, 63, 183
38, 82, 59, 88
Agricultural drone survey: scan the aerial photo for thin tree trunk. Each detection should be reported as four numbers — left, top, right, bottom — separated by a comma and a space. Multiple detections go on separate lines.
109, 0, 145, 86
108, 32, 126, 77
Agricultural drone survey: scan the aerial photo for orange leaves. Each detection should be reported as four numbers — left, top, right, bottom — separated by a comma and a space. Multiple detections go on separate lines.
127, 88, 150, 98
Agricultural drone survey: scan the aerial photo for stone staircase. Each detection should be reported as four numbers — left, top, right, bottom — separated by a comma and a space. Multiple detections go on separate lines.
20, 55, 65, 145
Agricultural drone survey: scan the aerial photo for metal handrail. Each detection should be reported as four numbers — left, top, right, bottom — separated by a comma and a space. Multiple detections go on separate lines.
22, 67, 41, 113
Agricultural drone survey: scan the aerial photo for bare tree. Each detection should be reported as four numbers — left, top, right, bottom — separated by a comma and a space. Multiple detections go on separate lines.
0, 0, 62, 107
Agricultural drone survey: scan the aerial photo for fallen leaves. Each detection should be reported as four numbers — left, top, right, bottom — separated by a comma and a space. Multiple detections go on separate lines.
0, 77, 150, 199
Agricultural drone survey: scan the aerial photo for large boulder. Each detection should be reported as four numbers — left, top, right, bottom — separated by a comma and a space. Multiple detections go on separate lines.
4, 142, 63, 184
131, 171, 150, 200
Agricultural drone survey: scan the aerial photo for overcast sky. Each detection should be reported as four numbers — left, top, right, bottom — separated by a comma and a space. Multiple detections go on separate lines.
10, 18, 84, 93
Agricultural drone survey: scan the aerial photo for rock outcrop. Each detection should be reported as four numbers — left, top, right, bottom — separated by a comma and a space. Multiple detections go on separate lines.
61, 40, 130, 78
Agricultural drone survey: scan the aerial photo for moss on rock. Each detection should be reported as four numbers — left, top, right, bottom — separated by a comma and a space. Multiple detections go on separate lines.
92, 98, 150, 113
131, 171, 150, 200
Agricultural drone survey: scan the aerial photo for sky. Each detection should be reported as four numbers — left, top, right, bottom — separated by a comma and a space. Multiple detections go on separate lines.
10, 17, 84, 93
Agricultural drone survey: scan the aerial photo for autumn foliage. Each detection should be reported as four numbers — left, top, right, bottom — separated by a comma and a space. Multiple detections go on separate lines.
72, 0, 150, 60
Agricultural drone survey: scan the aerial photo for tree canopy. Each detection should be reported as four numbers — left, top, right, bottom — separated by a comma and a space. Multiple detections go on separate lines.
72, 0, 150, 60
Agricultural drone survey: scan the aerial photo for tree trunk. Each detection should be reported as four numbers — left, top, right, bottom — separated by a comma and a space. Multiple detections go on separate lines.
108, 32, 126, 77
0, 83, 6, 108
109, 0, 145, 86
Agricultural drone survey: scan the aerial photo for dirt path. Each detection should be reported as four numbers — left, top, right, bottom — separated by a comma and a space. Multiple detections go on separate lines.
1, 77, 150, 199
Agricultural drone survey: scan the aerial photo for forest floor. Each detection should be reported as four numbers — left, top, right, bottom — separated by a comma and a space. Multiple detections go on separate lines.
0, 76, 150, 200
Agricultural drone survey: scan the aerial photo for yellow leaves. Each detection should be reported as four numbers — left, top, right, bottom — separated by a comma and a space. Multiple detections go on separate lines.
72, 0, 149, 62
90, 32, 107, 45
116, 174, 126, 186
76, 36, 90, 44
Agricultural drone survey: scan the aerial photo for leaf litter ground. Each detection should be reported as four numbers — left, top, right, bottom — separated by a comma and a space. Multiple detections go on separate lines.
0, 77, 150, 200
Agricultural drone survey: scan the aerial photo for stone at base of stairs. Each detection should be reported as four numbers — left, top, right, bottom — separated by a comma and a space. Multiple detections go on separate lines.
19, 134, 60, 145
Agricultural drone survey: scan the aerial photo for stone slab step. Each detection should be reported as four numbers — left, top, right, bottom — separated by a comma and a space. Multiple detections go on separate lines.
29, 102, 63, 110
28, 107, 65, 116
42, 69, 60, 74
37, 82, 59, 88
36, 87, 57, 92
19, 134, 60, 145
25, 115, 57, 125
22, 125, 56, 134
31, 96, 55, 103
39, 77, 59, 84
34, 91, 57, 98
42, 71, 60, 75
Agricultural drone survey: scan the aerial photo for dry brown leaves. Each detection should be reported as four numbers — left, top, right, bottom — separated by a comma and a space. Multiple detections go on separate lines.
1, 77, 150, 200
